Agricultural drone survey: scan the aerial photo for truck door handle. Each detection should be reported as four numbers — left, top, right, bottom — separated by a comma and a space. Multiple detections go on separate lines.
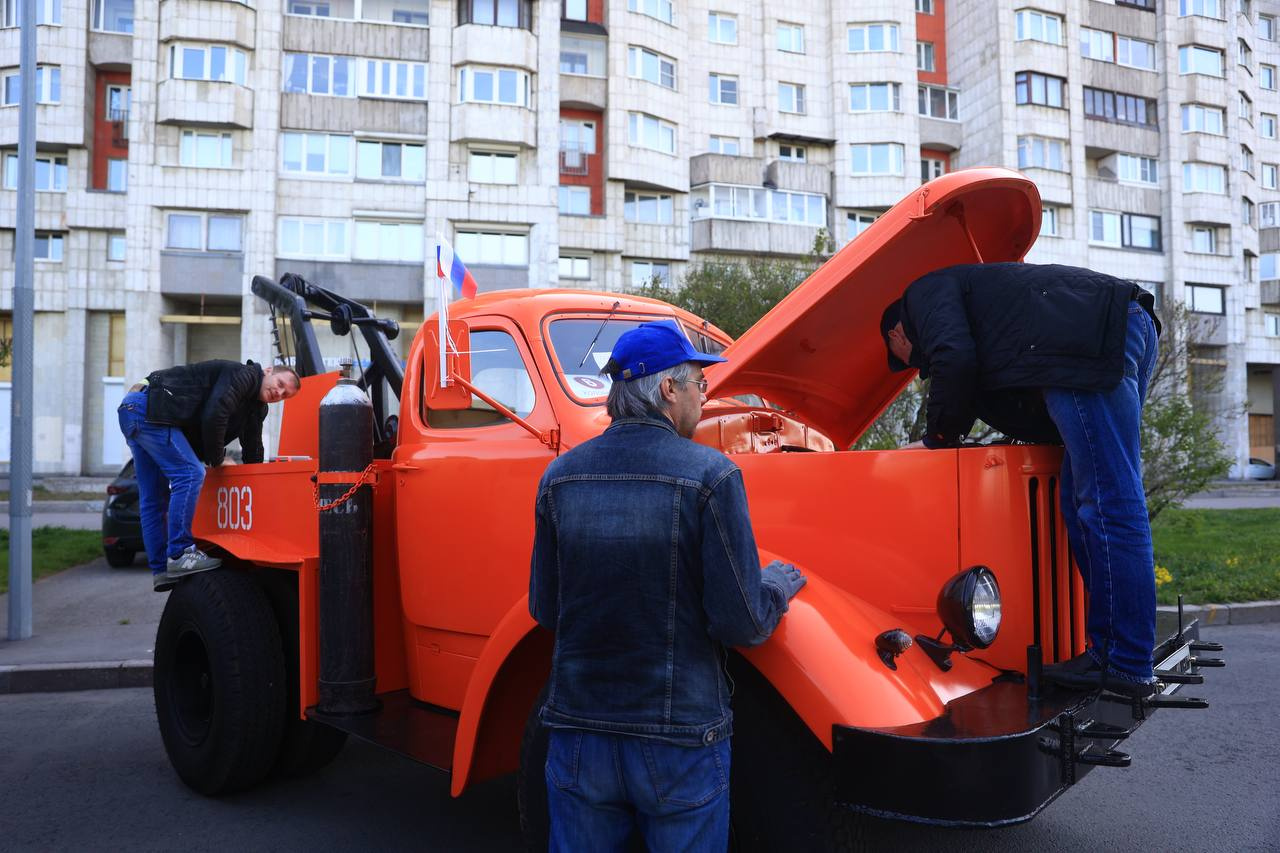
391, 463, 420, 472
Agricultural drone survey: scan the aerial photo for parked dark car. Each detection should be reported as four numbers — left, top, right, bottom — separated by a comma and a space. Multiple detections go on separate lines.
101, 460, 160, 568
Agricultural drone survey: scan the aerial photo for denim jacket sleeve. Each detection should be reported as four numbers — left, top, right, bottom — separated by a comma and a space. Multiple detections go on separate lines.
699, 466, 788, 647
529, 486, 559, 630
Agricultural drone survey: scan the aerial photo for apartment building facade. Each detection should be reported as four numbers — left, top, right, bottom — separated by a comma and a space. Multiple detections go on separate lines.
0, 0, 1275, 475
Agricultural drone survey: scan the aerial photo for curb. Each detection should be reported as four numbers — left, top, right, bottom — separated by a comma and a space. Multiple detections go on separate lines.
0, 500, 105, 513
0, 660, 152, 695
1157, 599, 1280, 627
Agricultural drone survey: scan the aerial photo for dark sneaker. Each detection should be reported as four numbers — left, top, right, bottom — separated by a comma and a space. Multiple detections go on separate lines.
153, 573, 176, 592
1043, 651, 1158, 699
166, 546, 221, 578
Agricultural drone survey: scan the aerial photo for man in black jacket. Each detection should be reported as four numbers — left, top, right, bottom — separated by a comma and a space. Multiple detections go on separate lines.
116, 360, 300, 591
881, 263, 1161, 697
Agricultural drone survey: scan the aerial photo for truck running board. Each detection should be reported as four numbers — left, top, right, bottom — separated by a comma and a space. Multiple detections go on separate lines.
308, 689, 458, 772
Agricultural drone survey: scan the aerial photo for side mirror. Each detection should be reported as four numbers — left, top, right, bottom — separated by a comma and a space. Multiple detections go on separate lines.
425, 319, 473, 411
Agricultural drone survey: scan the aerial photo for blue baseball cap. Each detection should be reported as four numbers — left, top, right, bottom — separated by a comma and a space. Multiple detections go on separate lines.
602, 320, 727, 381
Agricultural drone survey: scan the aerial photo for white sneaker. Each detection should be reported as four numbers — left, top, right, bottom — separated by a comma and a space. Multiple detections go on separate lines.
166, 546, 222, 577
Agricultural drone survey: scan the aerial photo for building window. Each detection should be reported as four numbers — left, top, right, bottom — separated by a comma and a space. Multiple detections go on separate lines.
628, 46, 676, 90
459, 66, 530, 106
1089, 210, 1161, 250
708, 136, 739, 155
559, 255, 590, 278
1015, 71, 1065, 108
1016, 136, 1066, 171
356, 140, 425, 182
709, 73, 738, 105
283, 54, 354, 96
107, 232, 126, 261
564, 0, 586, 20
1116, 154, 1158, 185
558, 185, 591, 215
455, 231, 528, 266
1190, 226, 1218, 254
2, 66, 60, 105
921, 157, 946, 182
1240, 91, 1253, 122
918, 85, 959, 119
1015, 9, 1063, 45
1262, 114, 1277, 139
1186, 284, 1224, 314
1264, 252, 1280, 277
917, 42, 935, 72
1242, 145, 1255, 175
91, 0, 130, 32
167, 212, 242, 252
1263, 163, 1278, 190
561, 35, 606, 76
1080, 28, 1115, 62
33, 231, 63, 262
1266, 314, 1280, 336
627, 112, 676, 154
106, 158, 127, 192
385, 0, 429, 25
3, 0, 62, 27
916, 0, 934, 12
778, 144, 805, 163
849, 82, 901, 113
1184, 162, 1227, 193
180, 129, 234, 169
1182, 103, 1225, 134
1260, 14, 1276, 39
1262, 202, 1280, 227
778, 82, 806, 114
625, 191, 674, 224
172, 44, 247, 86
277, 217, 349, 259
353, 220, 423, 262
2, 152, 67, 191
692, 184, 825, 227
560, 119, 596, 173
630, 260, 670, 288
1118, 36, 1157, 70
1180, 0, 1222, 17
1244, 197, 1255, 226
777, 22, 804, 54
458, 0, 532, 28
1084, 87, 1156, 127
848, 23, 899, 53
628, 0, 672, 25
1263, 65, 1277, 90
1041, 205, 1060, 237
851, 143, 905, 176
847, 210, 878, 240
1239, 39, 1254, 69
708, 12, 737, 44
281, 131, 351, 177
1179, 45, 1225, 76
359, 59, 427, 101
105, 84, 129, 122
469, 149, 518, 183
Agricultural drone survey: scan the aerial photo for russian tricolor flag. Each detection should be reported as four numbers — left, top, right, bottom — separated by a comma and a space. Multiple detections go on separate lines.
436, 237, 478, 300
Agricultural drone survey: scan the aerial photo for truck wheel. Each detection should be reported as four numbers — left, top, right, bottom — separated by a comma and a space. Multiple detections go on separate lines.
104, 546, 136, 568
727, 655, 870, 853
153, 570, 287, 795
516, 685, 551, 853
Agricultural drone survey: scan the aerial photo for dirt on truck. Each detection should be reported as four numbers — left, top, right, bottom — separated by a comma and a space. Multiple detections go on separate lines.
151, 169, 1220, 850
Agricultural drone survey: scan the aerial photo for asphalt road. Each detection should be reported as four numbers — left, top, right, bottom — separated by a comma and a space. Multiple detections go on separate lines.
1, 624, 1276, 853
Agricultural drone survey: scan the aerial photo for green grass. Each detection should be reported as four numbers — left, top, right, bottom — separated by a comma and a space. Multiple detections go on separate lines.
1152, 508, 1280, 605
0, 527, 104, 595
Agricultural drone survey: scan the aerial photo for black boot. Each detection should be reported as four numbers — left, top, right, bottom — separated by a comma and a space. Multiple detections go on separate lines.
1042, 651, 1158, 699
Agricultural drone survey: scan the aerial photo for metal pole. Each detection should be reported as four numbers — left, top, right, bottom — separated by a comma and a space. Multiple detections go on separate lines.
8, 0, 38, 640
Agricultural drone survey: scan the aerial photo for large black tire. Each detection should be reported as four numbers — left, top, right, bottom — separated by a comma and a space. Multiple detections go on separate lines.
104, 546, 136, 568
517, 685, 551, 853
153, 570, 287, 795
728, 655, 869, 853
260, 571, 348, 779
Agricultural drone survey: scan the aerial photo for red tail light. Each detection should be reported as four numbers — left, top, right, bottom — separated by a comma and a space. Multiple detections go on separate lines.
106, 485, 126, 495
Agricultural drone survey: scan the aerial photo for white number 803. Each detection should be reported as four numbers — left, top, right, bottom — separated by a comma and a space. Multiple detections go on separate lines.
216, 486, 253, 530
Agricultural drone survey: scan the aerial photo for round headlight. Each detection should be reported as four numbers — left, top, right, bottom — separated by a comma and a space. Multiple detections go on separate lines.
935, 566, 1002, 650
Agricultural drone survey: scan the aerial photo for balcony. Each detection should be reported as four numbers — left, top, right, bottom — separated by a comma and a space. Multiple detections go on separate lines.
160, 0, 256, 49
110, 110, 129, 145
157, 79, 254, 129
559, 147, 589, 176
1262, 280, 1280, 306
1189, 312, 1229, 346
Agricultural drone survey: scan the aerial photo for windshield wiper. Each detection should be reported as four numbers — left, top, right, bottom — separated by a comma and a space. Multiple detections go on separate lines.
578, 300, 622, 368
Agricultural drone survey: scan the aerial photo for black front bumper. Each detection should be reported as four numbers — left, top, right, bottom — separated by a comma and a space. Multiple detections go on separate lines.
832, 619, 1218, 828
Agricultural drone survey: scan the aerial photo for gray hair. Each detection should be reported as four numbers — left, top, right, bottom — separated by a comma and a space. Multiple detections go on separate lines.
605, 361, 692, 420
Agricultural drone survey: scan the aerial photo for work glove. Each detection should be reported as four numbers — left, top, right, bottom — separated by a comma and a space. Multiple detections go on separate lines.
761, 560, 807, 602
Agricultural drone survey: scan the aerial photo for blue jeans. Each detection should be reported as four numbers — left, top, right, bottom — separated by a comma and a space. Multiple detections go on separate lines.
1043, 305, 1159, 683
545, 728, 730, 853
117, 390, 205, 575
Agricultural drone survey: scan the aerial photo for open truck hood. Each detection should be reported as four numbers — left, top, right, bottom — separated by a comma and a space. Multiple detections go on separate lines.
704, 168, 1041, 449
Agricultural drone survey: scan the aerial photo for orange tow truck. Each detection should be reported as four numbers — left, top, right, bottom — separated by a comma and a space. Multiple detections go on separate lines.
152, 169, 1218, 847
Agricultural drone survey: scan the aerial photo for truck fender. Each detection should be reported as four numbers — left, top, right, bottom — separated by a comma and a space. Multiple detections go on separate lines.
739, 572, 994, 749
451, 598, 551, 797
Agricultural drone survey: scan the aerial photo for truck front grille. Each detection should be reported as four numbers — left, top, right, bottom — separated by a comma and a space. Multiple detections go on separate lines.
1027, 476, 1082, 664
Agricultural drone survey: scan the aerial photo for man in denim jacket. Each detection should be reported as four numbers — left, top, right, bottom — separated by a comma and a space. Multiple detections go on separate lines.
529, 320, 806, 852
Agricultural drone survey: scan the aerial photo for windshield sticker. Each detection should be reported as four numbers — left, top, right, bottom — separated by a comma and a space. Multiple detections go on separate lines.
566, 373, 612, 399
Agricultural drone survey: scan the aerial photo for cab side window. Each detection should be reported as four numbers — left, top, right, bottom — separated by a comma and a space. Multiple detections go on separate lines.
424, 329, 537, 429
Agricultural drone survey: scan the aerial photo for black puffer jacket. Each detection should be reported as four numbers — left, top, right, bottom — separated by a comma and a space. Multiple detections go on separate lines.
145, 360, 267, 466
900, 263, 1160, 447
